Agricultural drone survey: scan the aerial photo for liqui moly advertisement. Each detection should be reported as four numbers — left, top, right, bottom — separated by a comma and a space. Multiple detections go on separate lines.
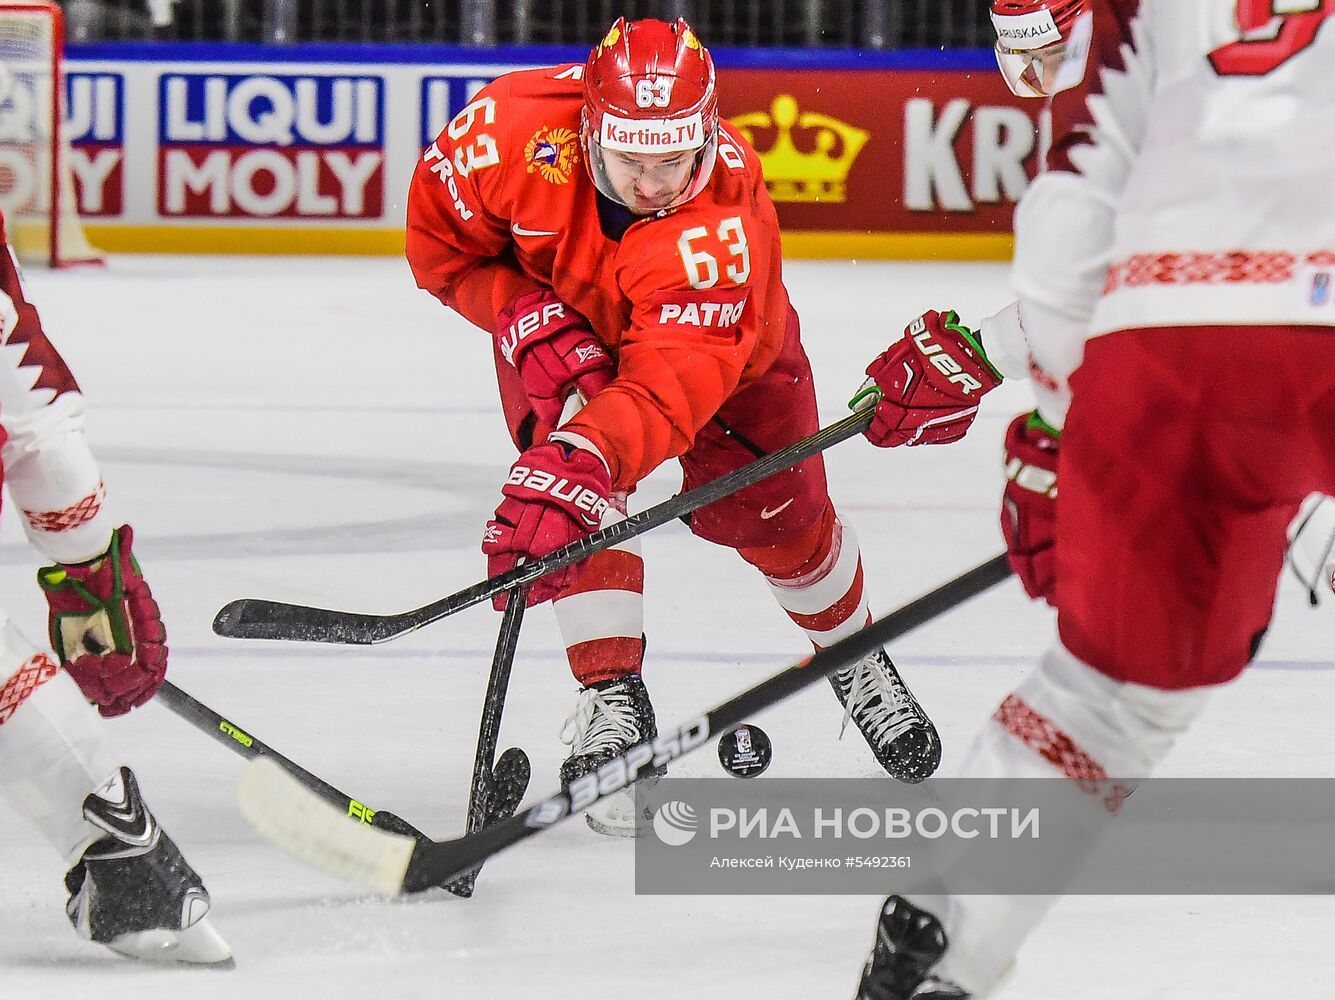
67, 71, 125, 216
157, 72, 384, 220
61, 45, 1035, 258
0, 63, 61, 217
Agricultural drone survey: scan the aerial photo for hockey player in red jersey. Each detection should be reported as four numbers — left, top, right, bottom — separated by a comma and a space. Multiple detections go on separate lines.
407, 18, 940, 826
853, 1, 1335, 996
0, 214, 230, 966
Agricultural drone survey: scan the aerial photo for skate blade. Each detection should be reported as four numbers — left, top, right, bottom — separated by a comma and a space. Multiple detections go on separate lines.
106, 918, 234, 967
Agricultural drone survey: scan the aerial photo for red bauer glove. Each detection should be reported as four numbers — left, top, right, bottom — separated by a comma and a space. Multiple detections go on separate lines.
858, 309, 1002, 447
482, 442, 612, 609
38, 525, 168, 718
1001, 411, 1060, 604
495, 289, 614, 428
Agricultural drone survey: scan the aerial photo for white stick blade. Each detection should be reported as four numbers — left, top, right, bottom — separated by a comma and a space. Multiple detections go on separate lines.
237, 757, 415, 896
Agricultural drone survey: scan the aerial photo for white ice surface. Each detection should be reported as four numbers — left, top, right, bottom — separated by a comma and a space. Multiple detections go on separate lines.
2, 255, 1332, 999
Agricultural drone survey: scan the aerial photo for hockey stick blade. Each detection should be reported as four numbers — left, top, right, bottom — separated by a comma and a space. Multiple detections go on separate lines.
238, 553, 1012, 894
487, 747, 533, 824
443, 746, 532, 897
155, 679, 466, 891
239, 756, 417, 895
211, 600, 397, 644
214, 407, 874, 645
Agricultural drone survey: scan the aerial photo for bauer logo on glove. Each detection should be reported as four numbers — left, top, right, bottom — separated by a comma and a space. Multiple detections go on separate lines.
498, 299, 570, 367
494, 289, 614, 428
858, 309, 1003, 449
907, 315, 989, 394
483, 442, 614, 608
504, 462, 610, 527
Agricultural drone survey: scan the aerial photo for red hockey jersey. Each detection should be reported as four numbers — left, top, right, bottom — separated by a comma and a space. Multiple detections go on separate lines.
406, 64, 791, 490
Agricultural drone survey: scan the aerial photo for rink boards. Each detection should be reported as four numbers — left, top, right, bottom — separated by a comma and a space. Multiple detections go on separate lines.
40, 43, 1039, 260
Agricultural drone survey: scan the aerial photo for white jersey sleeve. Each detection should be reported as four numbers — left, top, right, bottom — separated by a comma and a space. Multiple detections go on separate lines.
978, 297, 1091, 428
0, 250, 114, 565
1006, 0, 1335, 425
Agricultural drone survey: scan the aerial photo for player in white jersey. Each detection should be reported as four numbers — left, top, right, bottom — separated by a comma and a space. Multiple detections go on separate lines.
0, 213, 230, 966
851, 1, 1335, 996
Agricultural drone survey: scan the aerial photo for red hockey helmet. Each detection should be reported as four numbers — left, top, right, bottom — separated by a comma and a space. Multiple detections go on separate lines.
990, 0, 1089, 98
581, 18, 719, 214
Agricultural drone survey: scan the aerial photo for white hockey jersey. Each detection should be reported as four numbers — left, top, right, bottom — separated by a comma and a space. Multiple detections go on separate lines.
985, 0, 1335, 425
0, 232, 113, 566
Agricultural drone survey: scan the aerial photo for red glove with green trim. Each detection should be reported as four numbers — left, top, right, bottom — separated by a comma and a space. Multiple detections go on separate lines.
38, 525, 168, 718
1001, 410, 1061, 604
857, 309, 1003, 447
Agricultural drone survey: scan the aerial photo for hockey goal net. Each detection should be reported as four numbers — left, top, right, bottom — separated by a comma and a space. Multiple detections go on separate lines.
0, 2, 102, 266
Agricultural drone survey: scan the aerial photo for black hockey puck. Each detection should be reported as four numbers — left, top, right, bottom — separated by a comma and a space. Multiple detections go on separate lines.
718, 724, 772, 779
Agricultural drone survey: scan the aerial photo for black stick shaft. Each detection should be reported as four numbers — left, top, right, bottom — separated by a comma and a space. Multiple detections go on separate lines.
155, 680, 405, 829
465, 586, 526, 834
214, 408, 874, 645
402, 553, 1014, 891
445, 585, 528, 896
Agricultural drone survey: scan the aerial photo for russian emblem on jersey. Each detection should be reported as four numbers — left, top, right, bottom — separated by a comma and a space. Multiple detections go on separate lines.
524, 127, 580, 184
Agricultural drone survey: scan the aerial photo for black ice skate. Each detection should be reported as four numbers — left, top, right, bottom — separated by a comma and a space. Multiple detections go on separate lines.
560, 673, 663, 837
831, 648, 941, 783
856, 896, 970, 1000
65, 766, 232, 967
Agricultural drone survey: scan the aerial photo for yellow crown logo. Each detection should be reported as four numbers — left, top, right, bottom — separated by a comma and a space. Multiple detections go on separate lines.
730, 95, 869, 204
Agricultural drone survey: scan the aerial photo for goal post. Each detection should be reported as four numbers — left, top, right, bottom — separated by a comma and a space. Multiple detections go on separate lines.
0, 1, 103, 267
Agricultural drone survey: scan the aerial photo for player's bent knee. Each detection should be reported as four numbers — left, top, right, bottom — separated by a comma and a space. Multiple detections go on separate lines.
734, 499, 836, 579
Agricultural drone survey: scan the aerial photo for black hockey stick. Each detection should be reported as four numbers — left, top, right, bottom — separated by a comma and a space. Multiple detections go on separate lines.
441, 584, 531, 897
153, 679, 464, 895
237, 552, 1014, 895
213, 406, 875, 646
